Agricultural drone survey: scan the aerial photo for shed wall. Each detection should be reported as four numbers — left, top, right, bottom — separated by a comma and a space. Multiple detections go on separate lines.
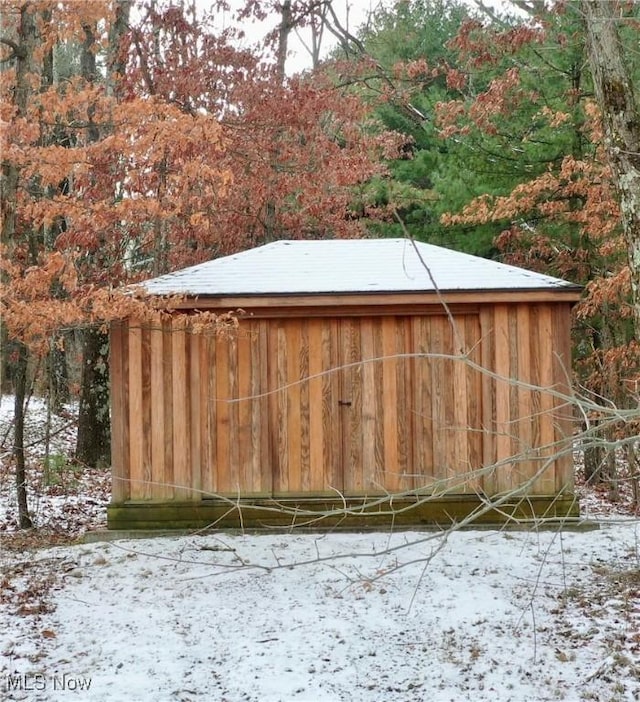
110, 300, 575, 506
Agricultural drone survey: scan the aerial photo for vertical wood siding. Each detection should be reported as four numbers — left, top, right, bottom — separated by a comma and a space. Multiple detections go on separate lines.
479, 302, 574, 495
109, 321, 127, 501
110, 302, 575, 502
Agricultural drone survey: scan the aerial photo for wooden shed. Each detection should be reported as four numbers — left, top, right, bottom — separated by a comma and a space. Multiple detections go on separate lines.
107, 238, 583, 529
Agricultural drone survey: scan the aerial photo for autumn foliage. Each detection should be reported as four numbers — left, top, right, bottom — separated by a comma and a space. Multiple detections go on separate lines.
430, 5, 639, 478
0, 0, 403, 353
2, 0, 639, 504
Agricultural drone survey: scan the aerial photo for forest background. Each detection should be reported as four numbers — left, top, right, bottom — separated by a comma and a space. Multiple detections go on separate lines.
1, 0, 639, 529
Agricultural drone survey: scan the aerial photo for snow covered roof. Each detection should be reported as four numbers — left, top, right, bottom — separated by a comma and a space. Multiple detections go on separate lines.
141, 238, 581, 297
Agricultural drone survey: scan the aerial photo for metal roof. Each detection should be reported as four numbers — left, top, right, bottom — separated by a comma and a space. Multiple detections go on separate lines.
141, 238, 581, 296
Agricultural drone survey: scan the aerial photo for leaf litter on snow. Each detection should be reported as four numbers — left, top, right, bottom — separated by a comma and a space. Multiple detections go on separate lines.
0, 395, 110, 537
1, 527, 639, 701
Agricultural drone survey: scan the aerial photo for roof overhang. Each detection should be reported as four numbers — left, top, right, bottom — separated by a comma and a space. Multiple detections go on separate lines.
152, 288, 582, 316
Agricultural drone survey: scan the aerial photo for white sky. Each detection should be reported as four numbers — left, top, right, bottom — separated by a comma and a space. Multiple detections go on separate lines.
211, 0, 381, 72
217, 0, 524, 74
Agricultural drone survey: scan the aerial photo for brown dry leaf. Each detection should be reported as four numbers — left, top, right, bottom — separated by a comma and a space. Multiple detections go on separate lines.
41, 629, 57, 639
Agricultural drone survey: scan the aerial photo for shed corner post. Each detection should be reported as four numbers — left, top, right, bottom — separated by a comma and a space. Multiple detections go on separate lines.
109, 318, 129, 505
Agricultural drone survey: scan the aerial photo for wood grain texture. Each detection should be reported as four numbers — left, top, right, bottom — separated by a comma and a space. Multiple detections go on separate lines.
234, 330, 249, 492
238, 322, 264, 493
359, 318, 377, 491
162, 320, 174, 499
372, 319, 385, 488
479, 306, 497, 494
553, 303, 575, 493
215, 330, 231, 493
286, 320, 302, 493
204, 330, 216, 495
515, 305, 532, 488
299, 321, 311, 492
508, 306, 520, 489
271, 323, 288, 493
452, 319, 469, 492
537, 304, 557, 495
257, 321, 272, 494
381, 317, 400, 491
128, 322, 144, 499
493, 305, 512, 494
322, 319, 341, 492
466, 314, 483, 491
199, 332, 212, 497
189, 331, 202, 498
528, 304, 543, 491
164, 290, 581, 312
141, 329, 152, 499
109, 322, 127, 501
341, 319, 364, 493
227, 334, 240, 493
111, 297, 577, 512
171, 320, 191, 500
442, 320, 457, 488
430, 315, 446, 484
149, 325, 165, 499
307, 319, 325, 491
411, 316, 434, 491
395, 318, 411, 492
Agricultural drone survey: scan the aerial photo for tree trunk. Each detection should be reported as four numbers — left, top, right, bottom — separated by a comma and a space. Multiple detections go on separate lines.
0, 323, 11, 393
47, 341, 70, 412
1, 3, 39, 528
75, 4, 129, 465
76, 327, 111, 468
1, 3, 37, 242
13, 341, 32, 529
583, 438, 604, 484
276, 0, 292, 84
582, 0, 640, 338
41, 14, 70, 413
75, 21, 110, 465
107, 0, 132, 95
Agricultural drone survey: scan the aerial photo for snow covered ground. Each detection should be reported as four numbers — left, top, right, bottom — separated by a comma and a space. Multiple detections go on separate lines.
0, 395, 110, 536
1, 525, 640, 701
1, 395, 640, 701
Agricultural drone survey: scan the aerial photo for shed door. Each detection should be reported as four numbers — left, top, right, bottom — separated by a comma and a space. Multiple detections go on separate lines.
268, 316, 392, 497
268, 314, 484, 498
268, 318, 342, 495
339, 316, 414, 495
407, 313, 484, 494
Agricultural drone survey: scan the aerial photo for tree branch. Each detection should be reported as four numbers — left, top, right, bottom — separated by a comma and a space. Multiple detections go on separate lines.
0, 36, 25, 61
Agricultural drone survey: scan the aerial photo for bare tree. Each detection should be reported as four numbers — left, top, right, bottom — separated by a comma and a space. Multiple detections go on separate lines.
1, 2, 43, 528
75, 2, 132, 468
581, 0, 640, 339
